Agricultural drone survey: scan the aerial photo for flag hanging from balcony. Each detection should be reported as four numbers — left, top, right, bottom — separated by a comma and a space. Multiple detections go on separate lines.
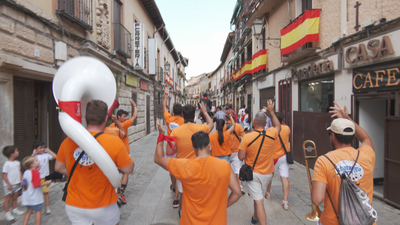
232, 49, 267, 81
280, 9, 321, 55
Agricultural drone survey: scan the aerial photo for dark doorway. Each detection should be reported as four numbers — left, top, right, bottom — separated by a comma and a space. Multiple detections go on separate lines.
146, 95, 150, 134
385, 117, 400, 208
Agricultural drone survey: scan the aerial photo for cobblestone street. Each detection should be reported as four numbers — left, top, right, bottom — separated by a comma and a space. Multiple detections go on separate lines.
1, 129, 399, 224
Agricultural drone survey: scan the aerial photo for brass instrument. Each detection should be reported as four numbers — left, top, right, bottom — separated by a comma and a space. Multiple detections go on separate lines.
303, 140, 322, 222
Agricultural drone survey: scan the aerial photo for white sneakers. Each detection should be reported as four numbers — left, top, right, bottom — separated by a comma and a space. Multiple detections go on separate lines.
12, 208, 24, 215
46, 207, 51, 214
5, 211, 15, 221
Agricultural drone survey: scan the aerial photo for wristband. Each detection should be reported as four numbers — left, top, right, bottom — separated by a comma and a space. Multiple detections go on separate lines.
157, 133, 165, 144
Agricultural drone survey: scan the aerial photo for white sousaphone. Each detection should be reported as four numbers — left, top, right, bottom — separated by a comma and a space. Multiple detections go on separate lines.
53, 56, 120, 188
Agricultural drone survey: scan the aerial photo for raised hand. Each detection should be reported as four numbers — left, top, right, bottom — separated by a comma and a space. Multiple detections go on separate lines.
164, 86, 170, 95
199, 101, 207, 113
329, 101, 349, 119
263, 99, 275, 113
129, 99, 136, 107
157, 118, 165, 134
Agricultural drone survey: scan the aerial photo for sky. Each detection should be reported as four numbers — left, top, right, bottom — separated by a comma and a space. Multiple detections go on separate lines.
155, 0, 236, 79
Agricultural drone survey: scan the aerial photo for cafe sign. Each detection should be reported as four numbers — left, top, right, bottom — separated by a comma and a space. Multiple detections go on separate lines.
353, 60, 400, 93
344, 29, 400, 69
292, 53, 340, 81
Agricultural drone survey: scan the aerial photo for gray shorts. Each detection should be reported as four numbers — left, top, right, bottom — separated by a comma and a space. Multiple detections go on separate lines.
3, 184, 21, 196
245, 173, 273, 200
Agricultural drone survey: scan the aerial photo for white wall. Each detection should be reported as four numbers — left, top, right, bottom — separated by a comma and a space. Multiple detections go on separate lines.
359, 99, 385, 179
334, 70, 353, 114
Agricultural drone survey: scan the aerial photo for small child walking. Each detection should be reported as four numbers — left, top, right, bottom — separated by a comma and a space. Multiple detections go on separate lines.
2, 146, 24, 221
32, 141, 56, 214
21, 156, 51, 225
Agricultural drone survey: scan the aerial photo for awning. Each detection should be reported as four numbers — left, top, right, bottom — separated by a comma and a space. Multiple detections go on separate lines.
227, 60, 232, 68
232, 53, 238, 62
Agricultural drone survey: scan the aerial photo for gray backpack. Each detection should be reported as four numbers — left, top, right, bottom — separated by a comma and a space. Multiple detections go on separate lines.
323, 151, 378, 225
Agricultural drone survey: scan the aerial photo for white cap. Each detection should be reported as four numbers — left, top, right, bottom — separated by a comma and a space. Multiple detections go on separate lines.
327, 118, 355, 136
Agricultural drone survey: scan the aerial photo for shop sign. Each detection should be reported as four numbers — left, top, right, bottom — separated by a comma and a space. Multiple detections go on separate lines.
353, 60, 400, 93
133, 23, 144, 70
126, 72, 138, 87
292, 53, 340, 81
140, 80, 149, 91
344, 29, 400, 69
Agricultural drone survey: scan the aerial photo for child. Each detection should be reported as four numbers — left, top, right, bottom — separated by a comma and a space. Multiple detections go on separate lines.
32, 141, 56, 214
21, 156, 51, 225
2, 146, 24, 221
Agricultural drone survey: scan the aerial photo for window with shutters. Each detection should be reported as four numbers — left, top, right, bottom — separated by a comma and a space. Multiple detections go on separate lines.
302, 0, 312, 12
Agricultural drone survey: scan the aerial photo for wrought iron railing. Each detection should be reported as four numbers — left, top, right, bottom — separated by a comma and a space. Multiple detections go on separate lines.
113, 23, 131, 58
281, 42, 318, 62
242, 0, 266, 24
56, 0, 93, 30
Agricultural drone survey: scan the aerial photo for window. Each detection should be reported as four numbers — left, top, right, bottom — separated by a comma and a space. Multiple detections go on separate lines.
144, 47, 147, 69
302, 0, 312, 12
246, 42, 252, 61
300, 76, 334, 113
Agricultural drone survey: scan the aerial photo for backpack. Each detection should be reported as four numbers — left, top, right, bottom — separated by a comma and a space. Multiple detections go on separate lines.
323, 151, 378, 225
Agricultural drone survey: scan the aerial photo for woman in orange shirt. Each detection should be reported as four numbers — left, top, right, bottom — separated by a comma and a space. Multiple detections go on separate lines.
209, 115, 236, 163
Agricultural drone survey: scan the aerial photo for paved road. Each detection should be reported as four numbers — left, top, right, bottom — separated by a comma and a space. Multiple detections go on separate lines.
1, 126, 399, 224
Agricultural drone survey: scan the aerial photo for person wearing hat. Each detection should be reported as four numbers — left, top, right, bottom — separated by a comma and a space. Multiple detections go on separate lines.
109, 99, 138, 204
311, 101, 375, 225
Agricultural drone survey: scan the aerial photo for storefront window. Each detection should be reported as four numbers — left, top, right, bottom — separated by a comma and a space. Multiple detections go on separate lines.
300, 76, 334, 113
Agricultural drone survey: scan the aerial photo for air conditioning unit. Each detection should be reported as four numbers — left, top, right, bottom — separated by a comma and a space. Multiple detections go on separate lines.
360, 19, 376, 29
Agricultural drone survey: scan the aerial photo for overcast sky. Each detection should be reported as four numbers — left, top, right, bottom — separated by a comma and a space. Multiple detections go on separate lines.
155, 0, 235, 79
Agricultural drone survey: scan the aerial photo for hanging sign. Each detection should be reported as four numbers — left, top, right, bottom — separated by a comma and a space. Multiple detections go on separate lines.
133, 23, 144, 70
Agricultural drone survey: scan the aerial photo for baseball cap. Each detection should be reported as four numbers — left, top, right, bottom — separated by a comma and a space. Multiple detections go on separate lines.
224, 106, 230, 110
327, 118, 355, 136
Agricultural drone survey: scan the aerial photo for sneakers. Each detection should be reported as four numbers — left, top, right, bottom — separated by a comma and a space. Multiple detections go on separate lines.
170, 184, 176, 194
12, 208, 24, 215
118, 190, 127, 204
5, 212, 15, 221
250, 216, 258, 225
173, 200, 179, 208
264, 192, 271, 199
46, 207, 51, 214
282, 201, 289, 210
240, 185, 245, 195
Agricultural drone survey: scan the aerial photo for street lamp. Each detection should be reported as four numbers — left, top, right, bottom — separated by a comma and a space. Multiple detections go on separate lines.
164, 61, 170, 71
252, 18, 263, 39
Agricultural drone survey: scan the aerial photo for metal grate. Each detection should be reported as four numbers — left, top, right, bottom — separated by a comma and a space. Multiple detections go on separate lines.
56, 0, 93, 30
114, 23, 132, 58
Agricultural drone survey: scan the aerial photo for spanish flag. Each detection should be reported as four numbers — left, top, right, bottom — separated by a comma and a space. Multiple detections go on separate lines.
280, 9, 321, 55
232, 49, 267, 80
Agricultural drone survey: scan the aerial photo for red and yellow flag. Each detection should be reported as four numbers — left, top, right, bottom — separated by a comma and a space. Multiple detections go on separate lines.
232, 49, 267, 81
280, 9, 321, 55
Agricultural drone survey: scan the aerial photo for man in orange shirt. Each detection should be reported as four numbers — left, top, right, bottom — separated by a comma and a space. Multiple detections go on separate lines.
104, 115, 127, 140
163, 86, 184, 208
170, 102, 213, 214
238, 99, 281, 225
265, 112, 291, 210
155, 120, 241, 224
312, 102, 376, 225
109, 99, 137, 204
55, 100, 134, 225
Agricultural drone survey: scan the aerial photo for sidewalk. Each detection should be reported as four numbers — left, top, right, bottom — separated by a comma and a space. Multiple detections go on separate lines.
1, 129, 399, 224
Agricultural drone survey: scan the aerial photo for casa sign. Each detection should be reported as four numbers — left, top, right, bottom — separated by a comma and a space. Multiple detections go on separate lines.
292, 53, 340, 81
344, 29, 400, 69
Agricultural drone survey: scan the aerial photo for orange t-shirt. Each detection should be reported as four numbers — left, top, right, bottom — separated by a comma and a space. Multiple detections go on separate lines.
209, 130, 232, 157
109, 119, 133, 153
238, 128, 278, 175
168, 156, 231, 225
171, 123, 210, 159
56, 131, 132, 208
164, 111, 184, 136
230, 124, 245, 153
104, 127, 126, 139
272, 124, 291, 160
312, 145, 376, 225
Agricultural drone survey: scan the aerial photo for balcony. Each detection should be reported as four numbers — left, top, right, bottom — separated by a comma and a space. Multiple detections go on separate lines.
113, 23, 131, 58
56, 0, 93, 30
281, 42, 320, 63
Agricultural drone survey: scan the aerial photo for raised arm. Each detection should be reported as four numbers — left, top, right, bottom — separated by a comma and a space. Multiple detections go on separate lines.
163, 86, 169, 112
227, 114, 236, 134
154, 118, 170, 170
129, 99, 138, 122
45, 148, 57, 160
329, 101, 374, 150
200, 102, 214, 132
264, 99, 281, 133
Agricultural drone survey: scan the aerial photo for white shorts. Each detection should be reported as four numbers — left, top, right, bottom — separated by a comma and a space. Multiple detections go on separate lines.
275, 155, 289, 178
230, 152, 242, 174
245, 173, 273, 200
65, 202, 120, 225
176, 179, 183, 193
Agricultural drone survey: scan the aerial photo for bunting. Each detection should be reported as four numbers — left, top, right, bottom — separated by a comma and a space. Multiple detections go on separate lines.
232, 49, 267, 81
280, 9, 321, 55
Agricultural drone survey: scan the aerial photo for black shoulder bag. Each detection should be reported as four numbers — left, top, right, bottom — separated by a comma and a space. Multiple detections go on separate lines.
239, 131, 274, 181
62, 132, 103, 202
278, 134, 294, 164
233, 131, 241, 142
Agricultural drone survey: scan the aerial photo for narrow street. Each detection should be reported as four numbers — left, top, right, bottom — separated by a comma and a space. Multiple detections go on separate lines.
3, 126, 399, 225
